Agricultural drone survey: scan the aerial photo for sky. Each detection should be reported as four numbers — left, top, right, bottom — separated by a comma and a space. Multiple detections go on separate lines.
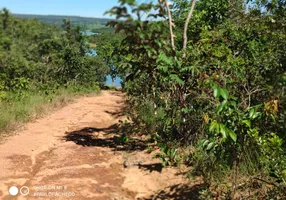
0, 0, 121, 18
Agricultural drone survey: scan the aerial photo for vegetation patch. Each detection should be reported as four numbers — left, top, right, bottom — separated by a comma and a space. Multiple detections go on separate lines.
103, 0, 286, 199
0, 9, 107, 137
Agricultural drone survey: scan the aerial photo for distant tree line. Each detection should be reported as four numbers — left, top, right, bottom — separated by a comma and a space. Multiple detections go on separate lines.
13, 13, 114, 32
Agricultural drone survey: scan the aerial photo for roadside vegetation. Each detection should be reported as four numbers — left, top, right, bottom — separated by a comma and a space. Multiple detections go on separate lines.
1, 0, 285, 198
103, 0, 286, 199
0, 9, 107, 134
0, 85, 100, 134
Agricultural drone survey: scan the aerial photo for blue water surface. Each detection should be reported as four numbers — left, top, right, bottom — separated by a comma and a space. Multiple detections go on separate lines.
83, 31, 99, 36
106, 75, 122, 87
85, 38, 122, 87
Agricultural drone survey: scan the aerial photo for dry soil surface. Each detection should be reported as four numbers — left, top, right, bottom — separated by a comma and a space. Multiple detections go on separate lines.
0, 91, 200, 200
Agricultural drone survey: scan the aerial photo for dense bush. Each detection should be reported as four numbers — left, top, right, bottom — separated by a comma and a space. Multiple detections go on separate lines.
107, 0, 286, 198
0, 8, 108, 132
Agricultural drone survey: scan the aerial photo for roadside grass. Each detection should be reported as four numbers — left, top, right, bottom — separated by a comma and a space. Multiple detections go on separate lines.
0, 84, 100, 138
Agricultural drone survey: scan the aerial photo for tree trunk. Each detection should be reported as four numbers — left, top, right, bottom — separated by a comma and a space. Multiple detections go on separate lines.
112, 76, 115, 86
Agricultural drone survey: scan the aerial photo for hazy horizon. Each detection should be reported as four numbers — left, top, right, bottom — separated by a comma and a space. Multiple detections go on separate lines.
12, 13, 114, 19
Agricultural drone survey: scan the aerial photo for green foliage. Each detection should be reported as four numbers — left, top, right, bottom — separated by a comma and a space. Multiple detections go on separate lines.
91, 30, 124, 85
105, 0, 286, 198
114, 134, 130, 144
155, 145, 181, 167
0, 9, 108, 90
0, 8, 108, 135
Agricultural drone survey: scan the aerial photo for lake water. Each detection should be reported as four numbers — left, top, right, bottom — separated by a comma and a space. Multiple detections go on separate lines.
83, 31, 99, 36
85, 37, 122, 87
106, 75, 122, 87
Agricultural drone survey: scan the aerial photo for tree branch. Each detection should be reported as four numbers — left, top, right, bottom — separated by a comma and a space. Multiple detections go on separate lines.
183, 0, 197, 58
165, 1, 176, 51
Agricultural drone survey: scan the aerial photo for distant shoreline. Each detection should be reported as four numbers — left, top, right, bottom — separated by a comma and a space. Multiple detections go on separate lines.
12, 13, 114, 21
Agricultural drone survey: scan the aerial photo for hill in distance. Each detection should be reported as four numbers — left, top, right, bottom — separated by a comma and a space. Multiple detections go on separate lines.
13, 13, 114, 32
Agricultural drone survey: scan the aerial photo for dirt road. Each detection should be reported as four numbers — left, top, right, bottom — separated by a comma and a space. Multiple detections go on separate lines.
0, 91, 197, 200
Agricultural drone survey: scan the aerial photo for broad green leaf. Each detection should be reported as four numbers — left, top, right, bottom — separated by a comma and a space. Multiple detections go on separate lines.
217, 99, 228, 113
229, 130, 237, 142
221, 99, 228, 106
220, 124, 228, 139
216, 104, 224, 113
249, 108, 255, 119
213, 84, 220, 98
209, 120, 218, 132
220, 88, 229, 100
242, 120, 251, 127
206, 142, 215, 150
202, 139, 209, 147
252, 112, 261, 119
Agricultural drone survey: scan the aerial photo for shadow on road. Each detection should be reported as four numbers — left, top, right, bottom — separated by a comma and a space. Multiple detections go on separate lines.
105, 110, 126, 118
141, 183, 208, 200
138, 163, 164, 173
104, 101, 128, 118
62, 124, 147, 152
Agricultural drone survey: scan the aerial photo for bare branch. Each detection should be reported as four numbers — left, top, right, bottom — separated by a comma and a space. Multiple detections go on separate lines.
243, 85, 265, 108
165, 1, 176, 51
183, 0, 197, 58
